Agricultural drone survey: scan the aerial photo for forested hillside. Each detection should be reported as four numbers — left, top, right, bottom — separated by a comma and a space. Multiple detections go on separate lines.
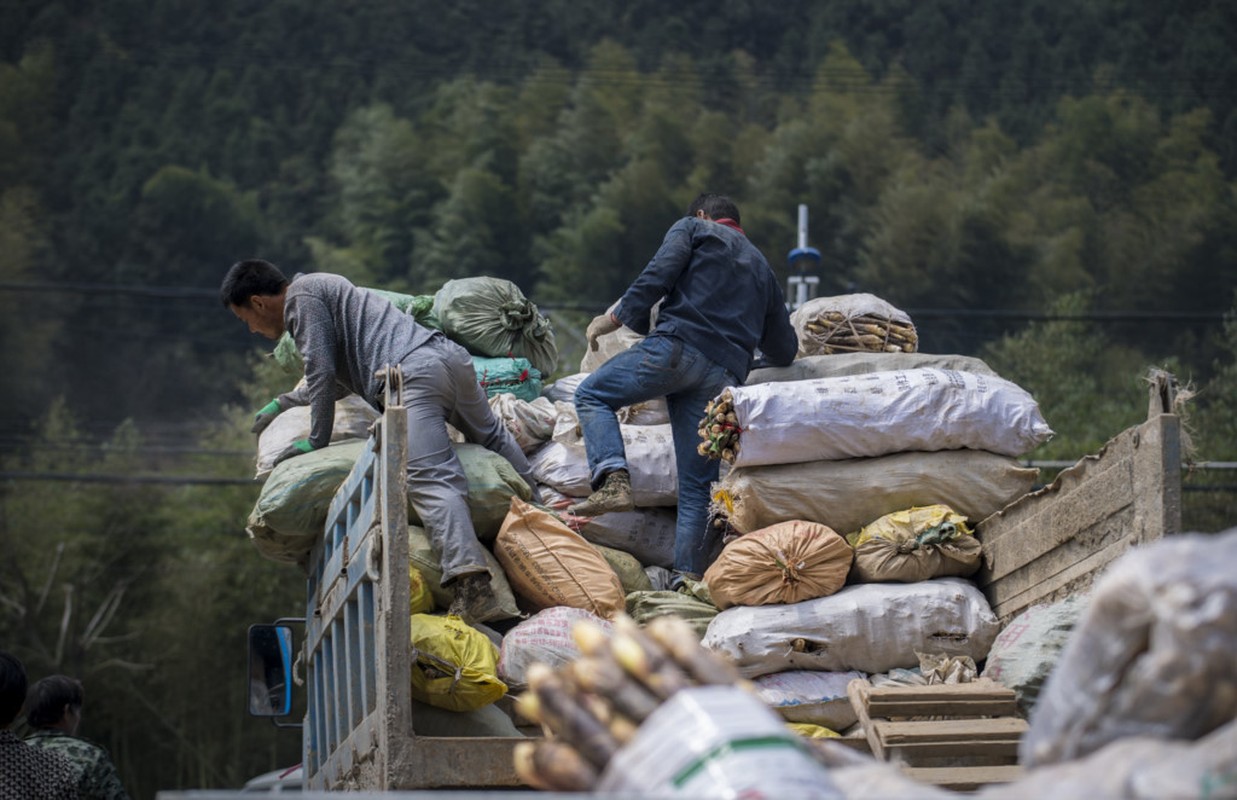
2, 1, 1236, 796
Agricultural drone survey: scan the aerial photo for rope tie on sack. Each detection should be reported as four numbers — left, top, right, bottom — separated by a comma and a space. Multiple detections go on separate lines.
894, 521, 962, 553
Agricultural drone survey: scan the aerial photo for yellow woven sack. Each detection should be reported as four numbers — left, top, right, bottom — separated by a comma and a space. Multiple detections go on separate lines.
409, 563, 433, 615
408, 613, 507, 712
787, 722, 841, 739
847, 504, 982, 583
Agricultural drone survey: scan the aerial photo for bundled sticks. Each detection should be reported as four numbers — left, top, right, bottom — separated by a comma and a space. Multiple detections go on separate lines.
512, 613, 749, 791
697, 390, 740, 463
800, 310, 918, 355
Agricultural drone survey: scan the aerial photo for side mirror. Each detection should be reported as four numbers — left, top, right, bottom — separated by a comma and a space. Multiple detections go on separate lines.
247, 624, 294, 717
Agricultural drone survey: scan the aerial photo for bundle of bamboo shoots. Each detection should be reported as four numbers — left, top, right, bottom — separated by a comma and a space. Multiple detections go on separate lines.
800, 310, 918, 355
512, 613, 749, 791
696, 389, 740, 463
790, 293, 918, 357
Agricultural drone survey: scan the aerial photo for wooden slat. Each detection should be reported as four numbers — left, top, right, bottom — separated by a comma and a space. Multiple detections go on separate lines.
865, 680, 1017, 718
875, 717, 1028, 745
846, 678, 885, 761
903, 765, 1024, 791
848, 677, 1027, 788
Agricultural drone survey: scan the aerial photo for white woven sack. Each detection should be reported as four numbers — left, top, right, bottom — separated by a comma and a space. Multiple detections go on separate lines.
722, 368, 1052, 468
713, 449, 1037, 535
747, 351, 997, 385
575, 506, 676, 568
497, 606, 613, 689
789, 293, 911, 328
529, 404, 677, 506
1020, 529, 1237, 769
753, 670, 866, 730
488, 393, 556, 453
702, 577, 999, 678
540, 372, 587, 404
255, 393, 378, 480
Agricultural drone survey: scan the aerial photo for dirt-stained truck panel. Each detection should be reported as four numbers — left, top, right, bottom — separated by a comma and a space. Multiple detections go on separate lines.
976, 371, 1182, 625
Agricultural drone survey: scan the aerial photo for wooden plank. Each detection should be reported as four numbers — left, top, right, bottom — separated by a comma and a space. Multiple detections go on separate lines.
866, 698, 1018, 718
875, 717, 1028, 745
396, 736, 526, 788
985, 532, 1135, 622
903, 765, 1024, 791
886, 739, 1021, 760
976, 413, 1181, 622
980, 456, 1134, 583
865, 679, 1013, 703
865, 680, 1017, 718
846, 678, 886, 762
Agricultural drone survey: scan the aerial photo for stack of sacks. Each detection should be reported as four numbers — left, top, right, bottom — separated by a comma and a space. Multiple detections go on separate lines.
246, 441, 534, 567
694, 353, 1041, 722
709, 354, 1047, 539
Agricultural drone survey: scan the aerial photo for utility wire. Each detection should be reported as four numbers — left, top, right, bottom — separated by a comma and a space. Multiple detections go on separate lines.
0, 471, 259, 486
0, 282, 1228, 321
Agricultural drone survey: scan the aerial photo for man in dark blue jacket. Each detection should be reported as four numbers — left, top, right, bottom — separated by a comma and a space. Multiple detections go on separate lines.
571, 194, 798, 580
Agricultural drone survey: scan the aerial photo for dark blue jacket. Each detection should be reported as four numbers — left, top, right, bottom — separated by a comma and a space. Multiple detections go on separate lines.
614, 216, 797, 381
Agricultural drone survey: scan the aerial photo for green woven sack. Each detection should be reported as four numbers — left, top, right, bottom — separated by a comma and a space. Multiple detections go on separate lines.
433, 277, 558, 378
407, 527, 524, 622
625, 589, 719, 638
472, 356, 543, 402
592, 543, 654, 594
247, 441, 531, 566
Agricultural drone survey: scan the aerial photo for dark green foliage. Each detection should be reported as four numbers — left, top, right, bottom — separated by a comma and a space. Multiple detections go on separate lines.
4, 2, 1237, 794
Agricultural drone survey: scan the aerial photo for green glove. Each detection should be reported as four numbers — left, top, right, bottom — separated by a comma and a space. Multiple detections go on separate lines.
272, 439, 314, 467
251, 398, 284, 435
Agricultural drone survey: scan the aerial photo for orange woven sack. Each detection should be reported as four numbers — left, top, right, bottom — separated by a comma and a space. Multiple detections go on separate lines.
704, 520, 853, 610
494, 497, 626, 619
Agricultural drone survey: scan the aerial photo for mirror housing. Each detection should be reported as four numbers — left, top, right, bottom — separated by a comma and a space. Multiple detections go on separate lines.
247, 623, 294, 717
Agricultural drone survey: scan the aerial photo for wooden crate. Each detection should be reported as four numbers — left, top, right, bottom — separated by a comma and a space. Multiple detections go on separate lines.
847, 678, 1027, 792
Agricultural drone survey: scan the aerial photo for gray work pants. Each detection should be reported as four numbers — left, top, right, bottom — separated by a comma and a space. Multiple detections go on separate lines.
398, 333, 536, 586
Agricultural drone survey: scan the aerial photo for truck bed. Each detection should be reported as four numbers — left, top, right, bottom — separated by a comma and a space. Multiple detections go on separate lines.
976, 375, 1182, 624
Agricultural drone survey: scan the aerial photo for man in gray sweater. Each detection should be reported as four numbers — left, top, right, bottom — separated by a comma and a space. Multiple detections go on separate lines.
222, 259, 536, 623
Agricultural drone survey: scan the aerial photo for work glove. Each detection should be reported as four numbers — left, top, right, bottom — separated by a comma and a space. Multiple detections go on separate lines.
251, 398, 284, 435
272, 439, 314, 467
586, 313, 622, 352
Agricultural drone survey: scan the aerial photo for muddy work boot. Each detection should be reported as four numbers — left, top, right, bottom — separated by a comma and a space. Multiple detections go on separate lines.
567, 469, 634, 516
448, 572, 502, 625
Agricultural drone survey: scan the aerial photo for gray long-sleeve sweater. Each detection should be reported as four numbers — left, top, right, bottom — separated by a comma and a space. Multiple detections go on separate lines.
278, 273, 435, 449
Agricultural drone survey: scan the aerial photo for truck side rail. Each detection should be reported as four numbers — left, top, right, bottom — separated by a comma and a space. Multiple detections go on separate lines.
303, 369, 525, 790
303, 386, 412, 789
976, 372, 1183, 624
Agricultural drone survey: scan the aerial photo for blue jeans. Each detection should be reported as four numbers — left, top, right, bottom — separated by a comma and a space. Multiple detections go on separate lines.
574, 335, 737, 576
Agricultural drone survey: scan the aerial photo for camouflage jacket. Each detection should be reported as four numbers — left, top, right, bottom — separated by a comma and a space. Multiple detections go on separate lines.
0, 729, 79, 800
23, 730, 129, 800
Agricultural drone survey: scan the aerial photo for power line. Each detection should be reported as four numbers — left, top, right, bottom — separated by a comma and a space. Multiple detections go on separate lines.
0, 281, 218, 299
0, 471, 259, 486
0, 282, 1229, 321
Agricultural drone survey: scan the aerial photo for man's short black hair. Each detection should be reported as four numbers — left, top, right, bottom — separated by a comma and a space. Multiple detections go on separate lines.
0, 651, 28, 726
25, 675, 84, 728
220, 259, 289, 308
687, 193, 741, 226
